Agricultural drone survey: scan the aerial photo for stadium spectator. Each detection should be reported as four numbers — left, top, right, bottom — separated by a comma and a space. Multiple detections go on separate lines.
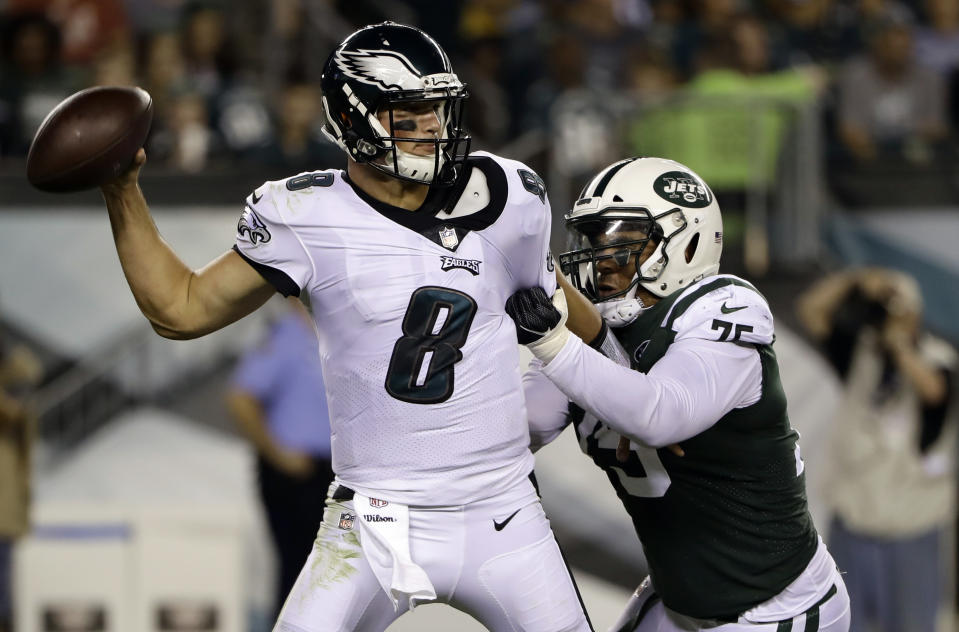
90, 39, 137, 87
672, 0, 740, 78
914, 0, 959, 128
835, 5, 950, 163
227, 298, 334, 621
5, 0, 130, 65
458, 36, 510, 148
0, 11, 81, 156
148, 87, 224, 172
797, 267, 957, 632
0, 328, 43, 632
561, 0, 648, 91
139, 30, 187, 128
179, 1, 236, 104
915, 0, 959, 74
250, 80, 342, 186
630, 13, 820, 194
623, 44, 681, 102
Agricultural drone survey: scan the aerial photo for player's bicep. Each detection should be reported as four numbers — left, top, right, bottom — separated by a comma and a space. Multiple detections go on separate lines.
157, 250, 275, 339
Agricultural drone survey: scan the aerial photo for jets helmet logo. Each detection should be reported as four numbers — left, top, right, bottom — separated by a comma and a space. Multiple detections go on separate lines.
237, 207, 271, 245
653, 171, 712, 208
335, 49, 424, 91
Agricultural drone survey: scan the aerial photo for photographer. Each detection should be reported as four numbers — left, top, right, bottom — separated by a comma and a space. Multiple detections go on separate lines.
797, 267, 957, 632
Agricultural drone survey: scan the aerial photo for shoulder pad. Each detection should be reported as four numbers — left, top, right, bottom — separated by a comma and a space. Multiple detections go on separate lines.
243, 170, 339, 222
667, 276, 775, 345
473, 151, 547, 205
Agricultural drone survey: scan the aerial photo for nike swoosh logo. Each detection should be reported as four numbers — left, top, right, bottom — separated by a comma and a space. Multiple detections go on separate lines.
720, 302, 747, 314
251, 190, 263, 204
493, 508, 521, 531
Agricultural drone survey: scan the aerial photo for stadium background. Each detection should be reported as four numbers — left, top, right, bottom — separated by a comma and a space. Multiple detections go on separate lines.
1, 0, 958, 630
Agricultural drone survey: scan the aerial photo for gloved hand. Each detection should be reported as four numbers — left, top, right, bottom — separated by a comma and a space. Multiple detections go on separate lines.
505, 286, 570, 364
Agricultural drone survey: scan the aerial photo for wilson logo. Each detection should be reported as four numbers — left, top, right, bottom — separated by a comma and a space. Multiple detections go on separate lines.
363, 514, 397, 523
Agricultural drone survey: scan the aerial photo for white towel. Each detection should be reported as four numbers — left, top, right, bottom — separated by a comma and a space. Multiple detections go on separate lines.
354, 493, 437, 611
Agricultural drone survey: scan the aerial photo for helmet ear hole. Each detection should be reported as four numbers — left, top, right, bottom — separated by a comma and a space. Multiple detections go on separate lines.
685, 232, 700, 264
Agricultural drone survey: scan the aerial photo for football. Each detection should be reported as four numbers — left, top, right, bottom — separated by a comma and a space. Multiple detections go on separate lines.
26, 86, 153, 193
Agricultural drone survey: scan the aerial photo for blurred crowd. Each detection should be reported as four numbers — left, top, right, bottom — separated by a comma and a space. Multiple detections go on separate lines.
1, 0, 959, 193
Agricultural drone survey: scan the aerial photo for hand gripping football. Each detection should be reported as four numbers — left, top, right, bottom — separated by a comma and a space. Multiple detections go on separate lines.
26, 86, 153, 193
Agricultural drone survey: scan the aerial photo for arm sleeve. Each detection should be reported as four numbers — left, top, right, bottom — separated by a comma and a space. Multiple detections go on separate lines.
522, 359, 572, 452
540, 335, 763, 447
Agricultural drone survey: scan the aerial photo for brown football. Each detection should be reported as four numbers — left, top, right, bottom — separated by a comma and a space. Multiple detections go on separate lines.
26, 86, 153, 193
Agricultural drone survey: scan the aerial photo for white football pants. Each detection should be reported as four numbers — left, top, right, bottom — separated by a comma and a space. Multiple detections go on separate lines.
610, 573, 850, 632
273, 479, 593, 632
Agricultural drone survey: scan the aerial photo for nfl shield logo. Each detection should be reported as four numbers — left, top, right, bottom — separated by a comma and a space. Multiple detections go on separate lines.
339, 512, 355, 530
369, 498, 389, 508
439, 226, 458, 250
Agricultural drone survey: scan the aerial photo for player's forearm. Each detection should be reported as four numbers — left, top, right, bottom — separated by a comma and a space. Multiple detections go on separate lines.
541, 336, 754, 446
101, 184, 203, 338
540, 336, 673, 445
558, 271, 602, 342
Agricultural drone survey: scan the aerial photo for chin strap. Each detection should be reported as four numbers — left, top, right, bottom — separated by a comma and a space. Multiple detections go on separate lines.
394, 146, 444, 183
597, 297, 648, 328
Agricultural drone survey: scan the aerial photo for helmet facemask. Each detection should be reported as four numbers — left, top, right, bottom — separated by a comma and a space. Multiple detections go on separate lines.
561, 209, 684, 305
367, 90, 470, 185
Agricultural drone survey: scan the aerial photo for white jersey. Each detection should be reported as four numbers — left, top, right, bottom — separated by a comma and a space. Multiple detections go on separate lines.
234, 152, 555, 506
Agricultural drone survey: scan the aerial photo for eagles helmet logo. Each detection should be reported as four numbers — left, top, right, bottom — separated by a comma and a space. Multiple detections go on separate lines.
335, 48, 425, 91
237, 207, 271, 245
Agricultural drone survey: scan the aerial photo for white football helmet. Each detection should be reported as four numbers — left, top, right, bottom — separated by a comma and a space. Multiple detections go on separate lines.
561, 157, 723, 322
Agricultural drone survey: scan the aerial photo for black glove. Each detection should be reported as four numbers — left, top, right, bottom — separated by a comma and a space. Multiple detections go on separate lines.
505, 287, 562, 344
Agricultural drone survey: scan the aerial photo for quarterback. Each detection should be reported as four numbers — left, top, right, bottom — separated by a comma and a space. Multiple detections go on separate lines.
507, 157, 850, 631
100, 22, 591, 632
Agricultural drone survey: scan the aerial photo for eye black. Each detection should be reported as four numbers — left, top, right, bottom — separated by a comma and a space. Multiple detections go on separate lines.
393, 120, 417, 132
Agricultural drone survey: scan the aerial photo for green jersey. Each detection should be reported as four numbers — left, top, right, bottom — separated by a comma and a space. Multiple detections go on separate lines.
569, 275, 817, 621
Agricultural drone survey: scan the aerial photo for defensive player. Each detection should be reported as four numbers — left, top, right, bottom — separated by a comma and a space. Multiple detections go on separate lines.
506, 157, 850, 631
99, 22, 592, 632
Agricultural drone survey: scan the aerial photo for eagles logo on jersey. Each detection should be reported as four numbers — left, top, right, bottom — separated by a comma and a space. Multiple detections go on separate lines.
237, 207, 271, 245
